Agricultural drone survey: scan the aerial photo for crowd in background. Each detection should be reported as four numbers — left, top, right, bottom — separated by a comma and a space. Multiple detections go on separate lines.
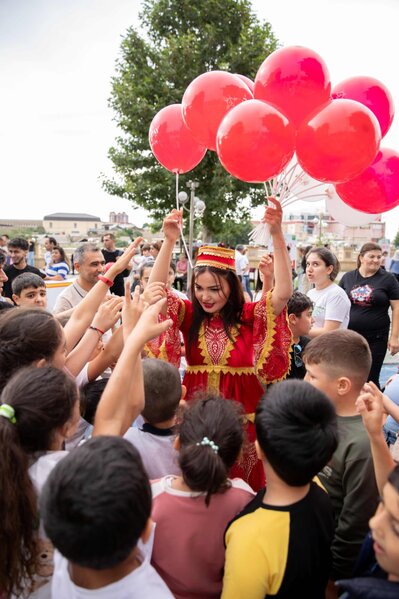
1, 209, 399, 599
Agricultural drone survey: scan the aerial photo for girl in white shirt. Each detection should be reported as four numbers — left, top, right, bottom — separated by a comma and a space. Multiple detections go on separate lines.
306, 246, 351, 337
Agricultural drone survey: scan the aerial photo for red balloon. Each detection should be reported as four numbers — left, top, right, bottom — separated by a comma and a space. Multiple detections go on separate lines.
233, 74, 254, 94
216, 99, 295, 183
336, 147, 399, 213
149, 104, 206, 174
182, 71, 253, 150
332, 76, 394, 138
296, 99, 381, 182
254, 46, 331, 129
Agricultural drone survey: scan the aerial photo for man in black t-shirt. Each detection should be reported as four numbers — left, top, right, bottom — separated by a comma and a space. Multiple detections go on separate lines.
3, 237, 45, 300
101, 233, 131, 296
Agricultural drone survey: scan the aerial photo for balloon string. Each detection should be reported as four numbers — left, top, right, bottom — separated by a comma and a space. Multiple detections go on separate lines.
287, 181, 328, 200
263, 181, 269, 204
180, 232, 193, 269
175, 173, 179, 210
175, 172, 193, 269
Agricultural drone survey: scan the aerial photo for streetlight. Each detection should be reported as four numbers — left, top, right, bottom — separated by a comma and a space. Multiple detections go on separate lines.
312, 214, 325, 245
178, 180, 205, 283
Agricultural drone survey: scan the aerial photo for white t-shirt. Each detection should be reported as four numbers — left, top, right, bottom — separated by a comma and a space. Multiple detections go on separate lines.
51, 549, 174, 599
234, 250, 247, 277
124, 426, 180, 480
308, 284, 351, 329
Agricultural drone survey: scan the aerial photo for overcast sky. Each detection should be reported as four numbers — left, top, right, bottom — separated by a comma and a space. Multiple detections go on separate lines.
1, 0, 398, 239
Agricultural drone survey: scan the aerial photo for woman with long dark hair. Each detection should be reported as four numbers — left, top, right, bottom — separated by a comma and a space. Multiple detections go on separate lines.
44, 245, 70, 280
148, 197, 293, 490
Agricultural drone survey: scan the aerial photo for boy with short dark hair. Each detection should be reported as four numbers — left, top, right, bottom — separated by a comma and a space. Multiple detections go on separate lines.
124, 358, 184, 479
286, 291, 313, 379
222, 379, 338, 599
40, 436, 174, 598
303, 329, 379, 585
11, 272, 47, 308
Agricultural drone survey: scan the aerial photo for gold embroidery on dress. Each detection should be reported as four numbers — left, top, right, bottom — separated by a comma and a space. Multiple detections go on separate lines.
197, 317, 242, 391
254, 290, 292, 384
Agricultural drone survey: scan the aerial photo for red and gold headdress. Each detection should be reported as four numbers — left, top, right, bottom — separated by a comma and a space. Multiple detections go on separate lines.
195, 245, 236, 272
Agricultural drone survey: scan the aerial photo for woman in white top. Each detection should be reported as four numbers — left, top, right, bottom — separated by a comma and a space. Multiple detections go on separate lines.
306, 246, 351, 338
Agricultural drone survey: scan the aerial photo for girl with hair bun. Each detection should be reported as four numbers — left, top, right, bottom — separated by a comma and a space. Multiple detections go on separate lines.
306, 246, 351, 337
150, 395, 255, 599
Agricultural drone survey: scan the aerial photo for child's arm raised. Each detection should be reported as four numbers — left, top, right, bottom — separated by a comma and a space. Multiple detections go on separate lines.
92, 288, 172, 437
356, 381, 395, 495
65, 295, 123, 376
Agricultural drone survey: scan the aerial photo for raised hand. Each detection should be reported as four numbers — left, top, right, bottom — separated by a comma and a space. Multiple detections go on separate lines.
122, 284, 145, 340
163, 209, 183, 243
258, 253, 274, 280
133, 297, 172, 346
142, 281, 167, 305
262, 196, 283, 235
355, 381, 385, 437
91, 295, 123, 333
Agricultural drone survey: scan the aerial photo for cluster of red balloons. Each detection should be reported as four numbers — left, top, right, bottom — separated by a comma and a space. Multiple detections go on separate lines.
149, 45, 399, 214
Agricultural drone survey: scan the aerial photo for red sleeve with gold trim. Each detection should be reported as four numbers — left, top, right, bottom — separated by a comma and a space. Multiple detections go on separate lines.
252, 291, 292, 384
144, 290, 185, 368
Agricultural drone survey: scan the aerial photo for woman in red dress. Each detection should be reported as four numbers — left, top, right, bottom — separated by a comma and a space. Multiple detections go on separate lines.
148, 197, 293, 490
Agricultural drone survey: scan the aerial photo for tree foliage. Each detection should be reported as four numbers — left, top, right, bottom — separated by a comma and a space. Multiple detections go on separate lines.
103, 0, 278, 238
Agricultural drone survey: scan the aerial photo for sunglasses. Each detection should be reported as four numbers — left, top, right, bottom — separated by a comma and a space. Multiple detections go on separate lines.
293, 343, 303, 368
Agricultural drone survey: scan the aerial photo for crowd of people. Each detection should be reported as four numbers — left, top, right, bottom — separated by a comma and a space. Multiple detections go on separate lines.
1, 202, 399, 599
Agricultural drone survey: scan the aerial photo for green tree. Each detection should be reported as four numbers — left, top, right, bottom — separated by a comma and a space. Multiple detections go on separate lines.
103, 0, 278, 238
394, 229, 399, 247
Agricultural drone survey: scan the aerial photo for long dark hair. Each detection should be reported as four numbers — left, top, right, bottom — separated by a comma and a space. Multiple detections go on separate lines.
0, 366, 78, 597
188, 266, 244, 348
0, 309, 64, 392
52, 245, 69, 266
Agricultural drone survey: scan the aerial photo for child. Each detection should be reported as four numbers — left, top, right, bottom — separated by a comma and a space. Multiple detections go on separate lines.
40, 436, 174, 598
334, 383, 399, 597
0, 291, 172, 598
124, 358, 183, 479
222, 379, 338, 599
303, 329, 379, 585
11, 271, 48, 308
286, 291, 313, 379
150, 395, 255, 599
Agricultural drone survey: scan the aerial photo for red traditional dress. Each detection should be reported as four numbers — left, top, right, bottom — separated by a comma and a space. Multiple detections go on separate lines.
145, 289, 292, 491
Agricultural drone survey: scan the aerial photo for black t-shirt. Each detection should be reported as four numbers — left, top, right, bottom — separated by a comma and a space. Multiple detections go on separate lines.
340, 268, 399, 334
286, 335, 310, 380
101, 248, 130, 296
3, 264, 46, 299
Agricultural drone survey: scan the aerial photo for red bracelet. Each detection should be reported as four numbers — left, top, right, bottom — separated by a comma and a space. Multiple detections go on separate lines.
98, 275, 114, 287
89, 325, 105, 336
